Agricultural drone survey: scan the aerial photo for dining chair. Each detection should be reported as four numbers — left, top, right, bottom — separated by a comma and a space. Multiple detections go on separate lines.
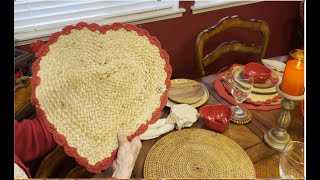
34, 145, 95, 178
15, 48, 36, 121
14, 76, 35, 121
195, 15, 270, 77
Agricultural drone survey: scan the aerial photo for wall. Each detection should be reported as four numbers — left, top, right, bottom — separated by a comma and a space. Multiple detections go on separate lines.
17, 1, 301, 79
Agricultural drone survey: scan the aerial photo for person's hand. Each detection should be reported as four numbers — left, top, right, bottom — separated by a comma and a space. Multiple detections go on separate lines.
112, 132, 142, 179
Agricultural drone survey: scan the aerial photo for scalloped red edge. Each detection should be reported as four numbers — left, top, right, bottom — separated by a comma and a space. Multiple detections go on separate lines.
31, 22, 172, 173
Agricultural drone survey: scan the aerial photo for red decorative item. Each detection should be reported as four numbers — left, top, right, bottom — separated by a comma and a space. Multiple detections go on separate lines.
199, 104, 232, 133
31, 22, 172, 173
243, 62, 271, 83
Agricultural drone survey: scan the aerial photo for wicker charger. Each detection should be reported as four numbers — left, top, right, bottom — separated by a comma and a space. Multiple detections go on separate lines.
144, 129, 255, 179
31, 22, 172, 173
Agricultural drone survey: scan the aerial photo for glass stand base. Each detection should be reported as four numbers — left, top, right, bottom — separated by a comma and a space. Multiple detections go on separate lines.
231, 106, 247, 118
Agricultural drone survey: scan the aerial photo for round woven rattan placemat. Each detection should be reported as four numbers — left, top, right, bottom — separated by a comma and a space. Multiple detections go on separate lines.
31, 22, 172, 173
144, 129, 255, 179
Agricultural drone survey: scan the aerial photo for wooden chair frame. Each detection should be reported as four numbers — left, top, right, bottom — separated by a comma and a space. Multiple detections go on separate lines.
195, 15, 270, 77
34, 145, 94, 178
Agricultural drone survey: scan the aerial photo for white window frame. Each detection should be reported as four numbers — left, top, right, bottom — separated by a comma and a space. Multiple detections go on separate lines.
191, 0, 263, 14
14, 0, 186, 46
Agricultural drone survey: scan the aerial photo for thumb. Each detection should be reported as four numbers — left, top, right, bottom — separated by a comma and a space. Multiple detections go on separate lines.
117, 131, 128, 146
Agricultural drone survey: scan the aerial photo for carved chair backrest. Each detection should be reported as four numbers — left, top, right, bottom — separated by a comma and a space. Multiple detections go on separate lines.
195, 15, 270, 77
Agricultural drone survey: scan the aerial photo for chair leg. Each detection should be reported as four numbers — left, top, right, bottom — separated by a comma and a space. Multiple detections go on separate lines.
66, 166, 94, 178
92, 167, 113, 178
15, 101, 35, 121
35, 145, 67, 178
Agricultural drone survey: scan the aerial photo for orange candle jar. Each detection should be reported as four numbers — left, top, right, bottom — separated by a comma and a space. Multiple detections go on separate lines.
280, 49, 304, 96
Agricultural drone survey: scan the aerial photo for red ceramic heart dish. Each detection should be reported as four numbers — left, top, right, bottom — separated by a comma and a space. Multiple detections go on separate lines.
199, 104, 232, 133
243, 62, 271, 83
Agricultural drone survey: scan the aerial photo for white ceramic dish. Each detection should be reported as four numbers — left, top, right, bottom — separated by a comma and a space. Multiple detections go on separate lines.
261, 59, 286, 72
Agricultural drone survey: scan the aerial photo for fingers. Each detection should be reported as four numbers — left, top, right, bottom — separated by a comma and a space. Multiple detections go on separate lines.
131, 136, 142, 148
131, 136, 142, 162
117, 132, 128, 146
131, 136, 142, 157
117, 131, 142, 150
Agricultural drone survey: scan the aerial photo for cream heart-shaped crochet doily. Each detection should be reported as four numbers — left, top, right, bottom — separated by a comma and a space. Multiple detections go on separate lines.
31, 22, 172, 173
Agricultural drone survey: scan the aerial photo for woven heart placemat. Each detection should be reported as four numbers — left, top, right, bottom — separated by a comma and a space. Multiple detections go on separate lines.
144, 128, 256, 179
31, 22, 172, 173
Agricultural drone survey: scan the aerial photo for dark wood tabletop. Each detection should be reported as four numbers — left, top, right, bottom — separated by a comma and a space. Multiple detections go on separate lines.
133, 57, 304, 179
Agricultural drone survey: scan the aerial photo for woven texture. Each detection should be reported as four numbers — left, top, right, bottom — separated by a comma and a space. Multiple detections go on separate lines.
214, 65, 282, 110
227, 64, 282, 104
31, 22, 172, 173
144, 129, 255, 179
233, 66, 278, 93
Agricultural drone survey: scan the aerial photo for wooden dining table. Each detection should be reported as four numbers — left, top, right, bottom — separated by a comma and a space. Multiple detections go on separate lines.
133, 56, 304, 179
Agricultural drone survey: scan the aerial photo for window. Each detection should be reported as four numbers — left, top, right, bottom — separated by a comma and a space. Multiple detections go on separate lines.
14, 0, 185, 45
191, 0, 263, 14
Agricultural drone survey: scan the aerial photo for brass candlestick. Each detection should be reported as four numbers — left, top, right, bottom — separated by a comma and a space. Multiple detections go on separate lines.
264, 84, 304, 151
